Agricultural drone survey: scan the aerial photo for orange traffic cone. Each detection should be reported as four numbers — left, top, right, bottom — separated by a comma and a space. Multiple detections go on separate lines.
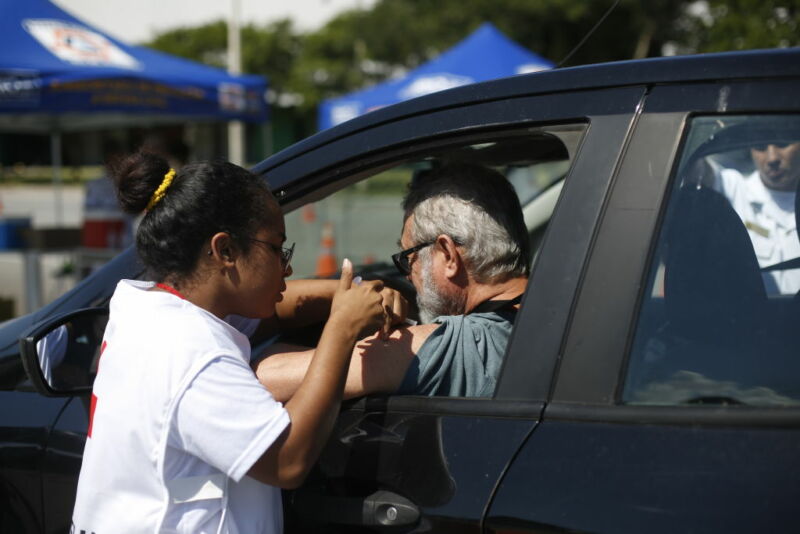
315, 222, 338, 277
302, 203, 316, 223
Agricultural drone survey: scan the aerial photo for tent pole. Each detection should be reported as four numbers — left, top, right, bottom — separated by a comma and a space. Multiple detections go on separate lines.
50, 130, 63, 226
227, 0, 244, 165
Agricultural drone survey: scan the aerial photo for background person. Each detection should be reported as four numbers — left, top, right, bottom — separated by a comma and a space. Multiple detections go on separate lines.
81, 140, 132, 252
713, 139, 800, 294
71, 152, 386, 534
256, 163, 530, 399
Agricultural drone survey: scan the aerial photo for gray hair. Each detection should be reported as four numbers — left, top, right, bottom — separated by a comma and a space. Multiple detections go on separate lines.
409, 194, 527, 284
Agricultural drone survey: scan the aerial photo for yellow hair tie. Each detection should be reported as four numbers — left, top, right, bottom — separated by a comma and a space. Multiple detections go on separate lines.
146, 168, 176, 211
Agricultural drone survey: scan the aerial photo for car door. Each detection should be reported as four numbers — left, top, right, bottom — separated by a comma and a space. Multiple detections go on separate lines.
0, 249, 142, 534
0, 388, 67, 533
486, 78, 800, 532
262, 84, 646, 532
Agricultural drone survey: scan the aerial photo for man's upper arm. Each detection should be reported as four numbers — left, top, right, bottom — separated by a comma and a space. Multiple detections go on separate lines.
347, 322, 440, 398
255, 323, 440, 401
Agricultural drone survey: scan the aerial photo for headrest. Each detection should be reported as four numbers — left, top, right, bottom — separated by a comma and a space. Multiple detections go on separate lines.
664, 186, 766, 333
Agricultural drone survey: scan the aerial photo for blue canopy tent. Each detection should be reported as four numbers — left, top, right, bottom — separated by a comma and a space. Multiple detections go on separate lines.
0, 0, 268, 222
318, 23, 553, 130
0, 0, 267, 129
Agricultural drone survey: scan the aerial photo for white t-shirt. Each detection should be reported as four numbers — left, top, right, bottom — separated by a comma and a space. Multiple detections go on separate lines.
715, 168, 800, 295
72, 280, 290, 534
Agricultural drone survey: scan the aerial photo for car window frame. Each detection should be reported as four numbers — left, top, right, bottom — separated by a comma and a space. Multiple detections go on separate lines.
259, 85, 648, 409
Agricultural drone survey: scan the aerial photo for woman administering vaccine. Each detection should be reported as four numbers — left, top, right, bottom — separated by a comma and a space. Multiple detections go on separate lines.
71, 152, 386, 533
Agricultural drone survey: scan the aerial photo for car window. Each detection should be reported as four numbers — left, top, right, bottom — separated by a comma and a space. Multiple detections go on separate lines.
281, 124, 586, 398
285, 124, 586, 280
623, 115, 800, 406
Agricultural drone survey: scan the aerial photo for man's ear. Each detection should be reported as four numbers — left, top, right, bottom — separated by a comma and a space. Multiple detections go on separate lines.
435, 234, 464, 280
209, 232, 238, 267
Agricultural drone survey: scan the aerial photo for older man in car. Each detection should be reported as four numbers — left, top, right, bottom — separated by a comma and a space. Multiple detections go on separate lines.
255, 163, 530, 399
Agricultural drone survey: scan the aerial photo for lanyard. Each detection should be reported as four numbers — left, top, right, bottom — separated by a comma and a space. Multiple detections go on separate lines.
470, 293, 523, 315
155, 282, 187, 300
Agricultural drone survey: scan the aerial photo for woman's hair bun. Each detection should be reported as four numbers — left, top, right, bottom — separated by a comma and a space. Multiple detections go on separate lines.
113, 151, 172, 214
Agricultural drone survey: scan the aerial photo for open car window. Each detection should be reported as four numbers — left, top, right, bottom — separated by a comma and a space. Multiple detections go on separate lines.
624, 114, 800, 407
281, 124, 586, 398
285, 124, 586, 281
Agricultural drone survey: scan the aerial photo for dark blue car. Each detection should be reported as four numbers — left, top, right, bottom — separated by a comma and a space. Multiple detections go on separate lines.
2, 47, 800, 533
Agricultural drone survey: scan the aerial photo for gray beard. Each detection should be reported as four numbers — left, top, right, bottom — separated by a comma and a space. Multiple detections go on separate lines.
416, 255, 466, 323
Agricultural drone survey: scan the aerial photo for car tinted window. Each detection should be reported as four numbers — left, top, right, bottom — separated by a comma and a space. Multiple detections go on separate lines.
624, 115, 800, 406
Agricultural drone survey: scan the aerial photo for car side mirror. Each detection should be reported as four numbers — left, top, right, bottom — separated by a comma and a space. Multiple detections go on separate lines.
19, 307, 109, 397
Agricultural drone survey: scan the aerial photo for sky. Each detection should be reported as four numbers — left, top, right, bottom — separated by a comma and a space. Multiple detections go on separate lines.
52, 0, 375, 44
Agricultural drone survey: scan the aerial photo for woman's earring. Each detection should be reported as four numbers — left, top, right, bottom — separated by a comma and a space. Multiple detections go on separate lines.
207, 250, 213, 256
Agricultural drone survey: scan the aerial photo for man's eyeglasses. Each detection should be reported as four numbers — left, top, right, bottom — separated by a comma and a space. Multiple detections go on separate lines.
249, 238, 295, 273
392, 241, 433, 275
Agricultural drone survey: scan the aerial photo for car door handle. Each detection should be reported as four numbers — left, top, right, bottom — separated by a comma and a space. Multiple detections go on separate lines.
292, 489, 420, 528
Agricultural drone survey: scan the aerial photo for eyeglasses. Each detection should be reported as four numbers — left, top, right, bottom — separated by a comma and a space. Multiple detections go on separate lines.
249, 238, 295, 273
392, 241, 433, 275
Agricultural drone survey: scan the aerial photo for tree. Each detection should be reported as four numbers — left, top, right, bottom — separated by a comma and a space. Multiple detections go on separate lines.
285, 0, 693, 107
148, 21, 227, 68
148, 19, 302, 102
145, 0, 795, 140
675, 0, 799, 53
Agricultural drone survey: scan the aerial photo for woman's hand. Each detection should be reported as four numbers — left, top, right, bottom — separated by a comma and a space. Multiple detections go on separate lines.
330, 259, 386, 337
250, 260, 386, 489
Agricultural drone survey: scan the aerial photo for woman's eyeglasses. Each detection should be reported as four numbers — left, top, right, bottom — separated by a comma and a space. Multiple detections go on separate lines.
249, 238, 295, 273
392, 241, 433, 275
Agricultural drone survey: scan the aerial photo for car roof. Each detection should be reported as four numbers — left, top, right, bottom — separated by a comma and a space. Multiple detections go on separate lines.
253, 47, 800, 177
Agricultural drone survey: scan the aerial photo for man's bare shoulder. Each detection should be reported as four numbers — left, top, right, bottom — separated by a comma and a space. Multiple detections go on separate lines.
356, 322, 441, 358
255, 322, 444, 400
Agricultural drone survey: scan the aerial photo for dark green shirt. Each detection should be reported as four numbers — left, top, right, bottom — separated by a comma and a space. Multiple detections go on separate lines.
398, 310, 515, 397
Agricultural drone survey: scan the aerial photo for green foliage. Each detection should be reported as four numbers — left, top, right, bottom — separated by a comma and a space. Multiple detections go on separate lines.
678, 1, 799, 53
148, 19, 302, 93
149, 21, 227, 68
144, 0, 797, 139
242, 20, 303, 91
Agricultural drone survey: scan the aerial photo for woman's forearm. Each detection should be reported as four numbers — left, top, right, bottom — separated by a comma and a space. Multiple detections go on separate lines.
248, 315, 360, 487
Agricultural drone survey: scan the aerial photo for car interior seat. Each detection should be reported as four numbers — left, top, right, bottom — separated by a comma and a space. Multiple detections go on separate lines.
660, 184, 770, 391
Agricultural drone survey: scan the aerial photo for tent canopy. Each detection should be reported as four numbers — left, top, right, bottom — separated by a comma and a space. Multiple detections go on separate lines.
0, 0, 267, 132
318, 23, 553, 130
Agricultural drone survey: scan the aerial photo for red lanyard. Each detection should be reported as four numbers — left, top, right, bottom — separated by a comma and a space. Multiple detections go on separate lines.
155, 282, 187, 300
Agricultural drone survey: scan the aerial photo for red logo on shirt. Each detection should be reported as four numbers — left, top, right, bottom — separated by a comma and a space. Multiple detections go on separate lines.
87, 394, 98, 438
87, 341, 107, 438
97, 340, 107, 372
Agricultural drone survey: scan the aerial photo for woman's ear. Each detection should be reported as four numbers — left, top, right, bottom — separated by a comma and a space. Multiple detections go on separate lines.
208, 232, 237, 266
